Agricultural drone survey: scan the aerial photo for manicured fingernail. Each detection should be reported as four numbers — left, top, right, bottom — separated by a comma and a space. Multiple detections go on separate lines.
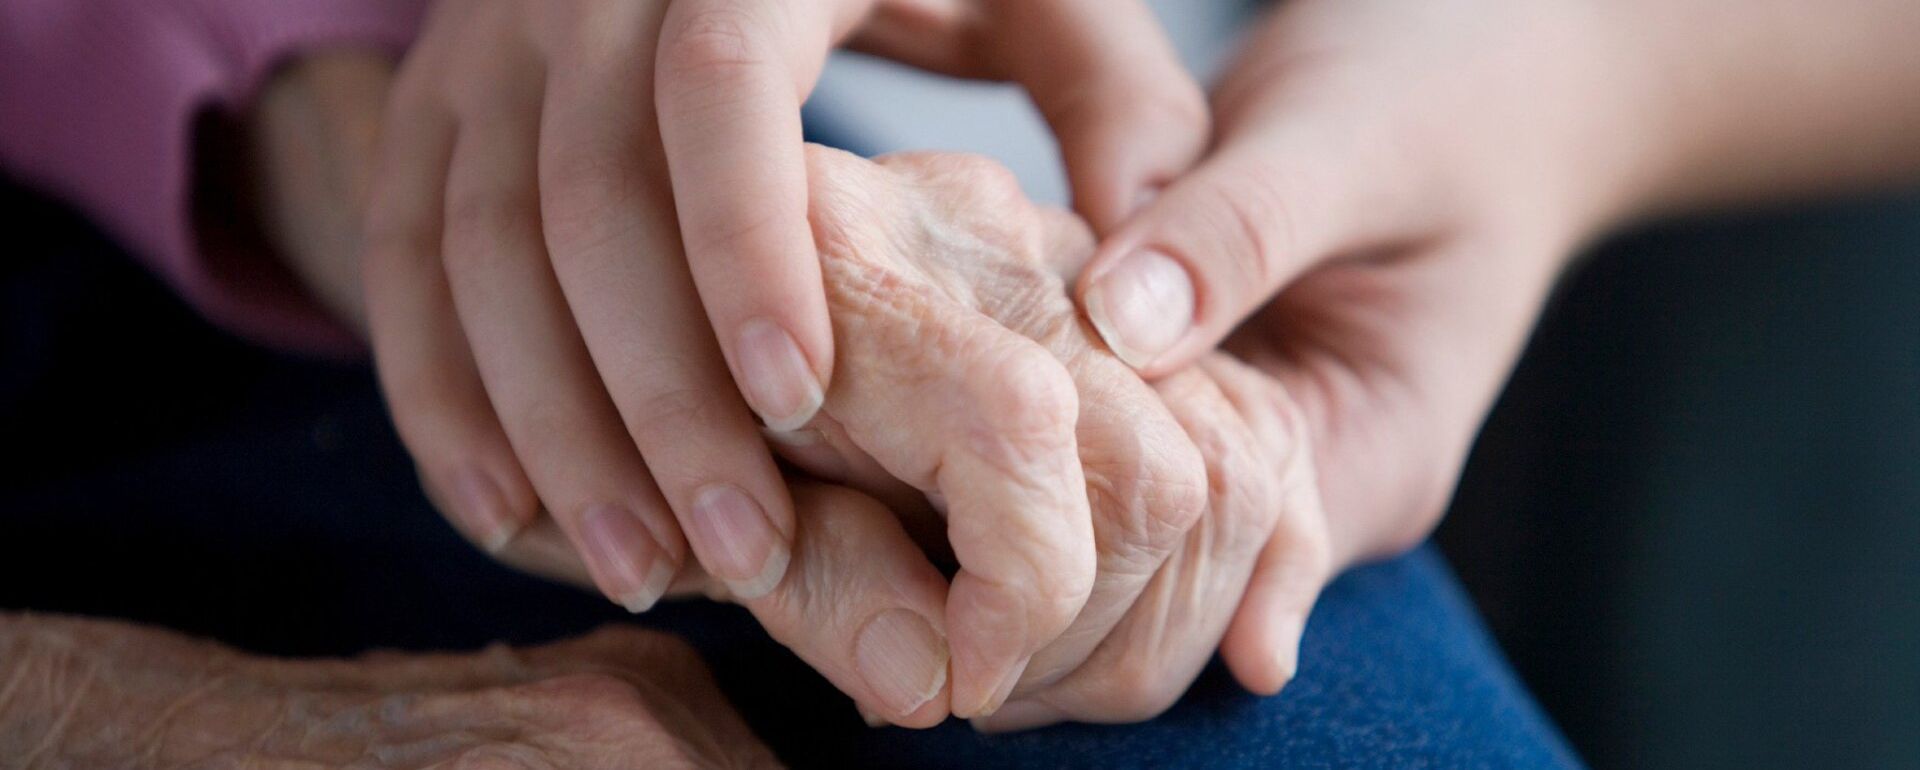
736, 319, 824, 432
686, 484, 790, 600
857, 704, 889, 728
854, 609, 948, 718
579, 504, 674, 613
1084, 248, 1194, 369
449, 468, 521, 553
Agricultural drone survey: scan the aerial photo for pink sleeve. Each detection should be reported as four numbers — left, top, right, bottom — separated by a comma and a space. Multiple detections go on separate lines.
0, 0, 426, 356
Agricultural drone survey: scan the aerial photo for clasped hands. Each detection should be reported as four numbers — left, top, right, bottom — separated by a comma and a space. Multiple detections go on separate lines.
448, 146, 1335, 730
251, 0, 1626, 736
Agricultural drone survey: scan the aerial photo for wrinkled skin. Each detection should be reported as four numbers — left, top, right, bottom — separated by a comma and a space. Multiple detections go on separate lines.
778, 147, 1335, 728
252, 55, 1340, 730
0, 617, 778, 769
452, 148, 1338, 729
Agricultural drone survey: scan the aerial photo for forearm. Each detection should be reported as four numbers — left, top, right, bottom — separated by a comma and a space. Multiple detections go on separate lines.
1609, 0, 1920, 218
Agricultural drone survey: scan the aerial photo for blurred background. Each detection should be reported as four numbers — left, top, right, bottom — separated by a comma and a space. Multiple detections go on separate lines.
1438, 189, 1920, 769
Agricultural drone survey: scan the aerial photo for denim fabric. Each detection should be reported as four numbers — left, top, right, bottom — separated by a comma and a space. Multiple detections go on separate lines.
0, 175, 1578, 768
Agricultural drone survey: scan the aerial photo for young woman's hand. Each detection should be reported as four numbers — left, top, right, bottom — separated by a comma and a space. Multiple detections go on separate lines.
357, 0, 1208, 616
1037, 0, 1634, 601
1075, 0, 1920, 563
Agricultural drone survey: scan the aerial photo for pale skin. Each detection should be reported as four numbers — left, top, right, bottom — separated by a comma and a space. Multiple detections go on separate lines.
354, 1, 1209, 677
22, 0, 1920, 758
351, 1, 1211, 718
0, 145, 1334, 760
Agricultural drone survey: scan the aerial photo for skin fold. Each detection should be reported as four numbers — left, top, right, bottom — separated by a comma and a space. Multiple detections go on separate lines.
778, 147, 1334, 727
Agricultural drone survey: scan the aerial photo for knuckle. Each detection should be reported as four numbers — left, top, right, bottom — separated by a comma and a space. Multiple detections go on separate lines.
623, 378, 728, 446
659, 6, 769, 85
540, 143, 651, 256
968, 341, 1078, 447
1186, 161, 1297, 294
680, 198, 784, 259
1087, 426, 1209, 563
444, 188, 536, 256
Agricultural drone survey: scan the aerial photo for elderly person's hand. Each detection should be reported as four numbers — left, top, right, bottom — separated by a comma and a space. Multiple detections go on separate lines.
771, 147, 1336, 726
405, 147, 1328, 728
353, 0, 1208, 621
0, 616, 778, 768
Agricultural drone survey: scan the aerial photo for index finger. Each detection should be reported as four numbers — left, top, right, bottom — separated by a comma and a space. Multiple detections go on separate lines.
653, 0, 875, 432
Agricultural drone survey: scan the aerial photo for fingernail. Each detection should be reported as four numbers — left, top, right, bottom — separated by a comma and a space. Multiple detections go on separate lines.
579, 504, 675, 613
685, 484, 790, 600
854, 609, 948, 718
980, 656, 1030, 717
856, 704, 889, 729
1084, 248, 1194, 369
448, 468, 521, 553
736, 320, 824, 432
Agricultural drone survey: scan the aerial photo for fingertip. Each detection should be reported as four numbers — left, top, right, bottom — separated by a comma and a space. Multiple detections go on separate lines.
1224, 609, 1307, 697
946, 588, 1038, 719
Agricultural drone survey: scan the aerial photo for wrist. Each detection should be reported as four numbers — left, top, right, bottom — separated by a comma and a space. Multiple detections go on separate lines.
1585, 0, 1920, 220
248, 51, 394, 335
1504, 0, 1678, 254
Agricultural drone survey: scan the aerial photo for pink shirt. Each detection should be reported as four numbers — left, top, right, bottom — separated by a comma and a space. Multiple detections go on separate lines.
1, 0, 425, 355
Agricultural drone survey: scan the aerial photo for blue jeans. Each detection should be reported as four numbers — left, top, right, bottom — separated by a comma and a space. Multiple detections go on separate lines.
0, 177, 1580, 768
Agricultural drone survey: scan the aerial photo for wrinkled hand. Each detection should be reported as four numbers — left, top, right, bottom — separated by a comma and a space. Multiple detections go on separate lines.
462, 148, 1339, 727
358, 0, 1208, 621
0, 616, 778, 769
774, 147, 1335, 726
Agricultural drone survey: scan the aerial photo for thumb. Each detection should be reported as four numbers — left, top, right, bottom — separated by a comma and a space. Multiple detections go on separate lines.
1076, 122, 1389, 376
